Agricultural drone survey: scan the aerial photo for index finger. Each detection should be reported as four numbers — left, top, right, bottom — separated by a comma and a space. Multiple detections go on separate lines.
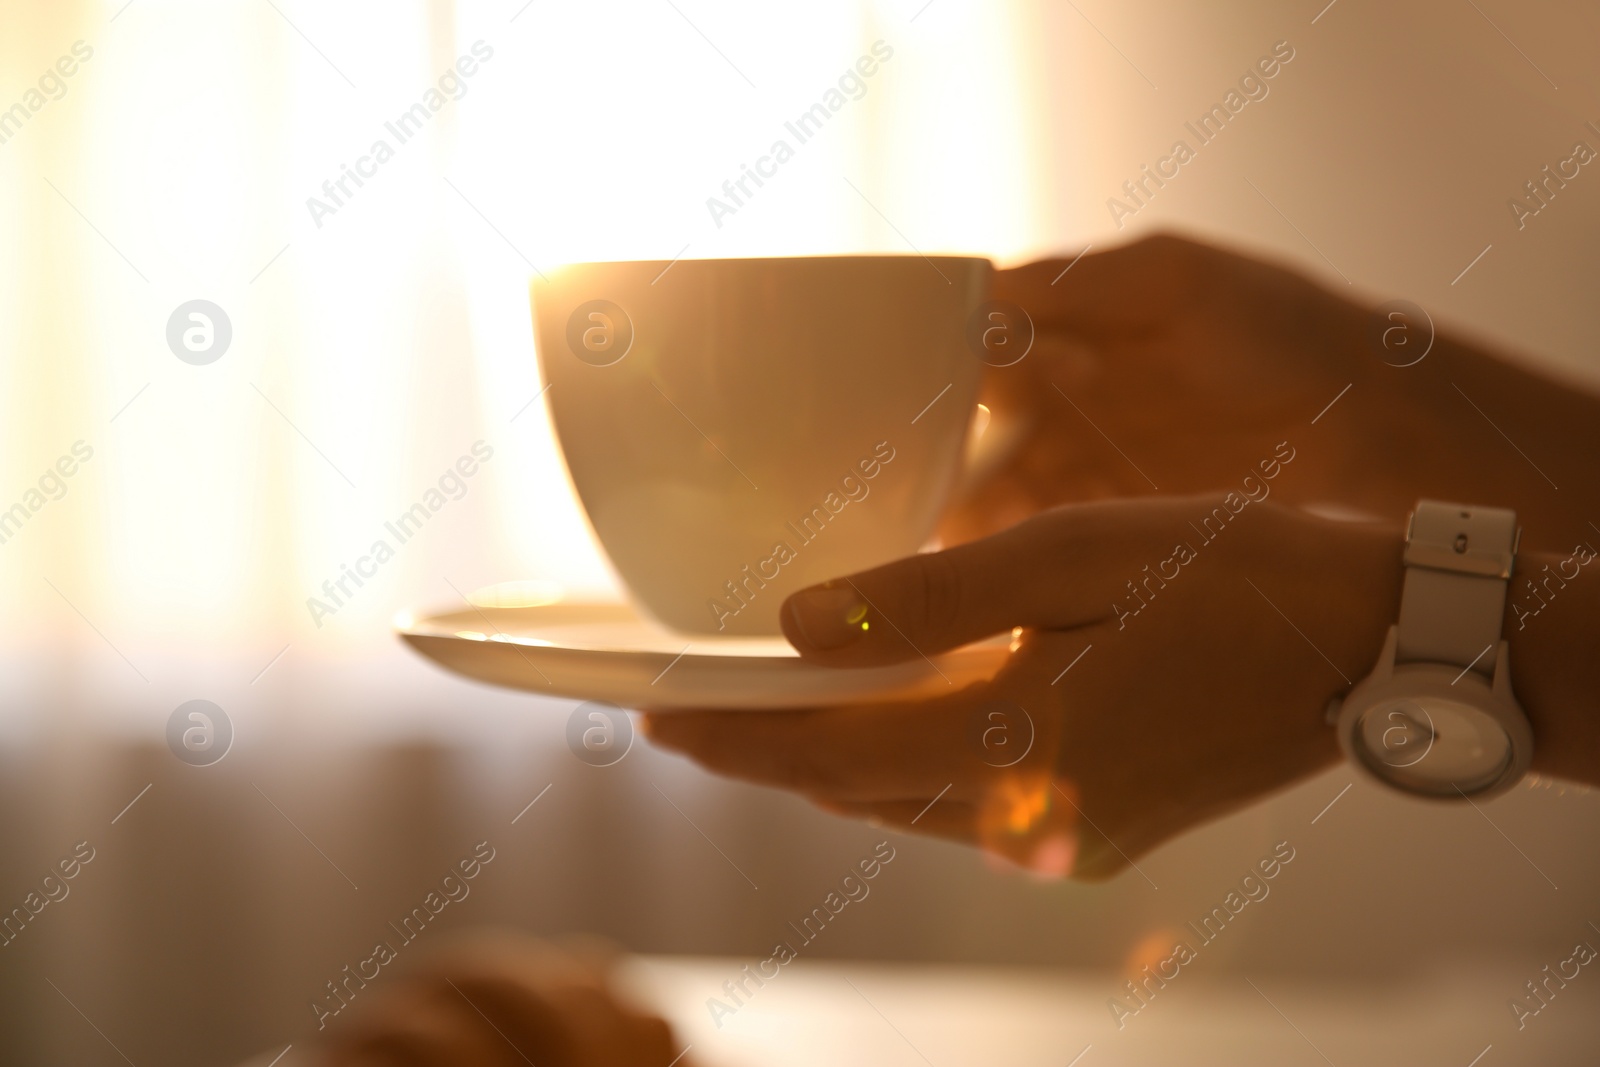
779, 496, 1208, 666
642, 700, 977, 803
642, 632, 1076, 800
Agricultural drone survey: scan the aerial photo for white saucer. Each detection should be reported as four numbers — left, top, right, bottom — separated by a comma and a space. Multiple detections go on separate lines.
398, 600, 1010, 710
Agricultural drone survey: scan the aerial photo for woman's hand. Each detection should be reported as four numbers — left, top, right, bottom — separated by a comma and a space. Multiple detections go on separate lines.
953, 234, 1597, 549
645, 496, 1403, 880
311, 936, 691, 1067
952, 234, 1371, 542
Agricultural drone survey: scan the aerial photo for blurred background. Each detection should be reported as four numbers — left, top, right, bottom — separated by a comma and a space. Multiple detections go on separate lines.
1, 0, 1598, 1063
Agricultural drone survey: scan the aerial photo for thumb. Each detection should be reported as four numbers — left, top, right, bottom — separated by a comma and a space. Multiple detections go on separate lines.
779, 504, 1128, 667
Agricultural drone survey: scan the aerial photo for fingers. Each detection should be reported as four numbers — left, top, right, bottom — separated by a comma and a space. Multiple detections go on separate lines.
817, 796, 1082, 878
820, 795, 1136, 883
992, 233, 1210, 337
775, 512, 1069, 666
643, 621, 1159, 885
665, 717, 1085, 876
644, 702, 980, 803
779, 496, 1199, 666
817, 796, 993, 850
643, 633, 1075, 806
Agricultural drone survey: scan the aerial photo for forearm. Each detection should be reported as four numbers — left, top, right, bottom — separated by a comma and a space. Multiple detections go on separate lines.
1367, 329, 1600, 549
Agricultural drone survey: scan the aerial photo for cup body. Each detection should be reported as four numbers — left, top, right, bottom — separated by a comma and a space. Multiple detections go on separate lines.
533, 255, 991, 636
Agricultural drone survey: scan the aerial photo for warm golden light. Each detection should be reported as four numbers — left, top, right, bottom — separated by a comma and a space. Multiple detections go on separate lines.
468, 578, 564, 609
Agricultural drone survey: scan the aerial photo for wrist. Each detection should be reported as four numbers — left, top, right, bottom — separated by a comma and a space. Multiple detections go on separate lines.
1375, 335, 1599, 547
1331, 504, 1598, 791
1251, 505, 1403, 733
1334, 503, 1547, 797
1335, 341, 1508, 522
1328, 516, 1407, 677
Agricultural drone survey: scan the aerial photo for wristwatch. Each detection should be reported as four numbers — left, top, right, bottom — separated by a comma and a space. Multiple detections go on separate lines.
1332, 500, 1534, 798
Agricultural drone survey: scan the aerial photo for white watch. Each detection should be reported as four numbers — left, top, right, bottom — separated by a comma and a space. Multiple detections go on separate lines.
1333, 500, 1534, 798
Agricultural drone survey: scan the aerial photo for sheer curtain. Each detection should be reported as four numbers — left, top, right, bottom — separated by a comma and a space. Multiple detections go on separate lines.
0, 2, 1045, 1063
0, 0, 1041, 731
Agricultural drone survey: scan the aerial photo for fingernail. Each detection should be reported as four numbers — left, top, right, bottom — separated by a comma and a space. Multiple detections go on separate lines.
785, 585, 870, 650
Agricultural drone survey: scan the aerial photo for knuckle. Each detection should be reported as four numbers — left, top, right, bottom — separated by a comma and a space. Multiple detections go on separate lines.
1139, 230, 1188, 255
1136, 230, 1198, 267
1134, 231, 1210, 295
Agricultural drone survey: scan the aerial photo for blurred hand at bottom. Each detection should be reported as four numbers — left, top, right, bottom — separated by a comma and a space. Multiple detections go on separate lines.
310, 934, 692, 1067
646, 496, 1399, 880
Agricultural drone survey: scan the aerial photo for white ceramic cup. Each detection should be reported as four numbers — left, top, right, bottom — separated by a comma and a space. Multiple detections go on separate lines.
532, 255, 993, 636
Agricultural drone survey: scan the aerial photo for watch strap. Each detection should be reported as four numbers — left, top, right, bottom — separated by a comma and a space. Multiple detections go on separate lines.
1395, 501, 1517, 675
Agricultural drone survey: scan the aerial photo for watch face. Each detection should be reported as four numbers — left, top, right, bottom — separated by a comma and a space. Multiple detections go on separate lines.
1356, 696, 1513, 795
